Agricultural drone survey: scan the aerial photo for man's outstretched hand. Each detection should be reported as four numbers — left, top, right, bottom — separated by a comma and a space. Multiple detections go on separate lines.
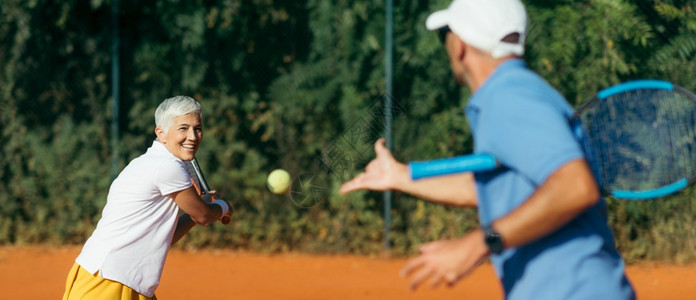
339, 138, 409, 194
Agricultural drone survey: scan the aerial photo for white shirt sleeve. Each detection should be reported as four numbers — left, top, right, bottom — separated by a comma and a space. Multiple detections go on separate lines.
154, 159, 193, 196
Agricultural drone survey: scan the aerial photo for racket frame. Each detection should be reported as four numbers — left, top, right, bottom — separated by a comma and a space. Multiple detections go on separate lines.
190, 157, 231, 224
407, 79, 696, 200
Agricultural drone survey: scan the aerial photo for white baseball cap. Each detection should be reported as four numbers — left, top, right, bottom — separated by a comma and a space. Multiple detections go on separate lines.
426, 0, 528, 58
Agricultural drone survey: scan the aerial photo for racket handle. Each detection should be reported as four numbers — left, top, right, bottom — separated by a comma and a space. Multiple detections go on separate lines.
208, 193, 232, 225
408, 153, 499, 180
220, 202, 232, 225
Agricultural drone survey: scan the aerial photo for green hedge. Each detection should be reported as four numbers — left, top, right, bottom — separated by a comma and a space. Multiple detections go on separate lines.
1, 0, 696, 262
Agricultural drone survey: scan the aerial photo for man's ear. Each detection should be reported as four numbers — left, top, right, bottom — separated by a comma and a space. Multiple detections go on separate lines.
456, 39, 466, 61
447, 35, 466, 63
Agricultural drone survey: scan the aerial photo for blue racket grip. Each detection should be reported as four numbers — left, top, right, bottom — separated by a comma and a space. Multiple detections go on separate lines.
408, 154, 498, 180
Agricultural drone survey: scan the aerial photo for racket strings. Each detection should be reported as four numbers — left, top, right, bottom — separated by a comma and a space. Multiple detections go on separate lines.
658, 90, 693, 180
673, 91, 696, 179
582, 88, 696, 193
660, 91, 689, 182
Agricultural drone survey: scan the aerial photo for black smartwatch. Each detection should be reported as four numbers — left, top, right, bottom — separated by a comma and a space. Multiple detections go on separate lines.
483, 225, 504, 254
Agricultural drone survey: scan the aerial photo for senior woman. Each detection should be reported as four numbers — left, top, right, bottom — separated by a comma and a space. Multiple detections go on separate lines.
63, 95, 231, 299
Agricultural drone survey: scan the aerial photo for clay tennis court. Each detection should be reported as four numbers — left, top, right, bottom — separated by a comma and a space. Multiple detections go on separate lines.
2, 246, 695, 299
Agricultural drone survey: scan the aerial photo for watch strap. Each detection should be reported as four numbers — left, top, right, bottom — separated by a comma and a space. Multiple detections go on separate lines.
483, 225, 504, 254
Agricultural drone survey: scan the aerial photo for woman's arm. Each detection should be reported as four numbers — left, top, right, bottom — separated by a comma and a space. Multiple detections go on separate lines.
171, 187, 228, 225
171, 213, 195, 245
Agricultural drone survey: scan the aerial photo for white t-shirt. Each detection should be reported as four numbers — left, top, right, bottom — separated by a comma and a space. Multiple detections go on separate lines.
76, 141, 192, 297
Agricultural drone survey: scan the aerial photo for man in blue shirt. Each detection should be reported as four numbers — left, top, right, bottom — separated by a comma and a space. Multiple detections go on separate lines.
340, 0, 635, 298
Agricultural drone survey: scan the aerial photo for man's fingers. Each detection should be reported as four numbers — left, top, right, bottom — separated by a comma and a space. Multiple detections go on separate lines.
339, 174, 366, 194
407, 263, 435, 291
340, 139, 402, 195
445, 272, 460, 286
428, 272, 446, 289
373, 138, 391, 157
364, 159, 378, 173
418, 240, 444, 254
400, 256, 425, 278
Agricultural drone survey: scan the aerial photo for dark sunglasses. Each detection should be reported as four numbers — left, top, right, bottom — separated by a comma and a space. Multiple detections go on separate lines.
437, 26, 451, 44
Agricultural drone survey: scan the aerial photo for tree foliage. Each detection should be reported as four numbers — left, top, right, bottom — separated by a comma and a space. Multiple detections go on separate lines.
1, 0, 695, 261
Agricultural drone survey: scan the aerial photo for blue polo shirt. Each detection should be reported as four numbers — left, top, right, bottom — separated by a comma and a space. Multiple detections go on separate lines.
465, 59, 635, 299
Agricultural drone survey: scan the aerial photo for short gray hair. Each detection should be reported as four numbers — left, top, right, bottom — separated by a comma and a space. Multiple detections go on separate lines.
154, 95, 202, 133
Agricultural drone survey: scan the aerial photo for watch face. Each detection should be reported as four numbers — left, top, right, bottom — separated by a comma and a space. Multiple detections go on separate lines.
484, 226, 503, 254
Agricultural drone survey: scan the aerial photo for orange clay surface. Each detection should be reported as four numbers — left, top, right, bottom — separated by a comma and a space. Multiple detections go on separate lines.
1, 245, 694, 299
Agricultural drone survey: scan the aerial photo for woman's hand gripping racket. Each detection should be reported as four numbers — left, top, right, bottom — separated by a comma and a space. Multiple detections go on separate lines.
408, 80, 696, 200
189, 158, 232, 224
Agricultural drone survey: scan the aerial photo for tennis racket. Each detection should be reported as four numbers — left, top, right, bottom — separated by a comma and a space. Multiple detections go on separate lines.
408, 80, 696, 200
187, 158, 231, 224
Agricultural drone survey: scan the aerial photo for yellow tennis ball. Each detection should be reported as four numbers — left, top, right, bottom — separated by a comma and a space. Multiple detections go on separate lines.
267, 169, 291, 194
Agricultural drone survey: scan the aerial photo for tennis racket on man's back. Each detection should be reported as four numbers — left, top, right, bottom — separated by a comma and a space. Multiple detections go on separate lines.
185, 158, 232, 224
408, 80, 696, 200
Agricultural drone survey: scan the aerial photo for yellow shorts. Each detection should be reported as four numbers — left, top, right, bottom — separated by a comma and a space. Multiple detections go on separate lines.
63, 263, 157, 300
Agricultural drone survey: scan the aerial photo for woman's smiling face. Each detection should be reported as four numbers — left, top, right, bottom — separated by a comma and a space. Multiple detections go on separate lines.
155, 113, 202, 161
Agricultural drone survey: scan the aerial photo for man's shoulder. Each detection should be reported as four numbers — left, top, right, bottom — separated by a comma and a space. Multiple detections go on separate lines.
494, 66, 552, 93
487, 67, 567, 108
